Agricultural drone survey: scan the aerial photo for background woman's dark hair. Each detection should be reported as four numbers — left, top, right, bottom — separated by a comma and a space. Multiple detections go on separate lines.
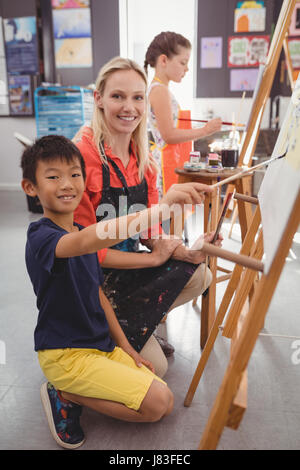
21, 134, 86, 184
144, 31, 191, 74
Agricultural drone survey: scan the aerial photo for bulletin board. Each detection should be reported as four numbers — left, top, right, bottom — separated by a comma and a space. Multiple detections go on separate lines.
196, 0, 276, 97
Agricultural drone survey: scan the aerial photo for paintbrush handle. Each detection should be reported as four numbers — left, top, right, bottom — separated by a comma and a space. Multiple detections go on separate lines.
212, 171, 245, 189
178, 118, 245, 127
211, 156, 282, 189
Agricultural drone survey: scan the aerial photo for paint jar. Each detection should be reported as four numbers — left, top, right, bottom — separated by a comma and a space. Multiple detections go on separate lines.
189, 151, 201, 165
221, 139, 239, 168
221, 149, 238, 168
207, 153, 222, 167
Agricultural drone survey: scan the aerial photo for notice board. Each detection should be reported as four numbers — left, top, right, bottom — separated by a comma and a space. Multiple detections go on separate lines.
196, 0, 277, 97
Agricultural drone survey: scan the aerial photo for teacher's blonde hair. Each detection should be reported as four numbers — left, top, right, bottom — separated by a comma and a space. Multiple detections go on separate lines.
91, 56, 156, 179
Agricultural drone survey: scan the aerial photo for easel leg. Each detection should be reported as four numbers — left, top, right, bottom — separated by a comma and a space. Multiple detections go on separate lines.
198, 191, 300, 450
198, 270, 280, 449
221, 229, 264, 338
235, 177, 252, 241
184, 207, 261, 406
226, 300, 249, 429
200, 189, 219, 348
228, 203, 238, 238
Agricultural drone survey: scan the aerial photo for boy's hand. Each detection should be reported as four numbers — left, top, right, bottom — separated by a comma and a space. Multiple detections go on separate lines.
160, 182, 212, 207
121, 343, 155, 374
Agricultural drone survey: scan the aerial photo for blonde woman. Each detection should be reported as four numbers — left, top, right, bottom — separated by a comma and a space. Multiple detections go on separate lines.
74, 57, 221, 377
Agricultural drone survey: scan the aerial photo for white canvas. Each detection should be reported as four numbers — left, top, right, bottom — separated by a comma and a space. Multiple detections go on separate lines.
258, 75, 300, 274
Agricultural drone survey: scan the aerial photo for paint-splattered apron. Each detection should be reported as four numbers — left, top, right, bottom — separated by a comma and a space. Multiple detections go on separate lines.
96, 154, 198, 352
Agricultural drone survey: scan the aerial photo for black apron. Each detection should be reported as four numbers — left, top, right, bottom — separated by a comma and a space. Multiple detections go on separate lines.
97, 153, 199, 352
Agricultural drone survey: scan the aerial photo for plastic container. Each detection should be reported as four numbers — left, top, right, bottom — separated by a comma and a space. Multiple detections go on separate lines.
34, 85, 93, 140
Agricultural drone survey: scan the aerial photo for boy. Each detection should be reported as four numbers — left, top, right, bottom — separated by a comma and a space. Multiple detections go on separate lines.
21, 135, 210, 449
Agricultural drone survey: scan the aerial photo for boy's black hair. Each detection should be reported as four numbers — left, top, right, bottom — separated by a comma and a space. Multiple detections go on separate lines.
21, 134, 86, 184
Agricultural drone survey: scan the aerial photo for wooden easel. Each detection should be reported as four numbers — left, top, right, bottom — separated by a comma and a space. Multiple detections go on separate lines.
173, 168, 251, 348
195, 189, 300, 449
183, 188, 300, 448
226, 0, 296, 220
184, 54, 300, 448
171, 1, 296, 348
283, 33, 296, 91
184, 194, 262, 408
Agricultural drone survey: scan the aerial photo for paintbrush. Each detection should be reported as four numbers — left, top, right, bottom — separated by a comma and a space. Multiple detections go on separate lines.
211, 151, 287, 189
178, 118, 245, 128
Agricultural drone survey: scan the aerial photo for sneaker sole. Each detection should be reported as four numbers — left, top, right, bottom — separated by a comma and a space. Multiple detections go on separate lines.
40, 382, 85, 450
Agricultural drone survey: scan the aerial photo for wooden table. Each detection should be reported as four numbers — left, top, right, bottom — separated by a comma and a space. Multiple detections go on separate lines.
174, 167, 252, 348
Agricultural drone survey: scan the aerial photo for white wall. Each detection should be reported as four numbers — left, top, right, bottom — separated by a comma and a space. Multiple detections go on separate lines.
0, 117, 36, 190
193, 97, 270, 128
122, 0, 196, 110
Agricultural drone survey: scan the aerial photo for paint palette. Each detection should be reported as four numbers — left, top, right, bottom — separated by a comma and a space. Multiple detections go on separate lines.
183, 162, 206, 171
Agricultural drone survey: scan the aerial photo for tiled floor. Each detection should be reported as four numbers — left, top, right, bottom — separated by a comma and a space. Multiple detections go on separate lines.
0, 190, 299, 450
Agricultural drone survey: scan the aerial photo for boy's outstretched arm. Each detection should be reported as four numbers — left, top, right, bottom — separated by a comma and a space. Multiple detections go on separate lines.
98, 286, 155, 373
55, 182, 213, 259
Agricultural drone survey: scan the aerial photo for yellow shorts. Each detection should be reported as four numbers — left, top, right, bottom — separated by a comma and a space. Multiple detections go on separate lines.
38, 347, 166, 411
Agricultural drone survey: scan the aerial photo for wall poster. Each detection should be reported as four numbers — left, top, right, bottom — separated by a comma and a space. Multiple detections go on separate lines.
8, 74, 33, 116
52, 0, 93, 68
200, 37, 223, 68
234, 1, 266, 33
3, 17, 38, 74
288, 38, 300, 70
228, 35, 269, 67
51, 0, 90, 7
230, 68, 259, 91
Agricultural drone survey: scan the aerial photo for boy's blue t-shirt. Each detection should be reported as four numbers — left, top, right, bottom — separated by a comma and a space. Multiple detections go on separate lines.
25, 217, 116, 352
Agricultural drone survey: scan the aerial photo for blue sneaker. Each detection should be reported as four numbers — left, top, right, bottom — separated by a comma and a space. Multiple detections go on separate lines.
40, 382, 85, 449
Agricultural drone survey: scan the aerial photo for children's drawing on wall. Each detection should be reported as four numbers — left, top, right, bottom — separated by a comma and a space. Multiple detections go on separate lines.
230, 68, 259, 91
288, 38, 300, 70
51, 0, 90, 8
234, 1, 266, 33
200, 37, 223, 68
228, 35, 269, 67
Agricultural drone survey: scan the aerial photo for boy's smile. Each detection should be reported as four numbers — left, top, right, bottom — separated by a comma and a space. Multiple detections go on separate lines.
23, 156, 85, 230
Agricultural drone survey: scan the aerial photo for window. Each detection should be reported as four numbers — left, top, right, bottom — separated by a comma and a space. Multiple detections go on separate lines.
119, 0, 196, 110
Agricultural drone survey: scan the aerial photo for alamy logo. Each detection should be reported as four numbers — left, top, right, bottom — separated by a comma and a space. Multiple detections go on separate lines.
0, 340, 6, 365
95, 198, 194, 240
291, 340, 300, 365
